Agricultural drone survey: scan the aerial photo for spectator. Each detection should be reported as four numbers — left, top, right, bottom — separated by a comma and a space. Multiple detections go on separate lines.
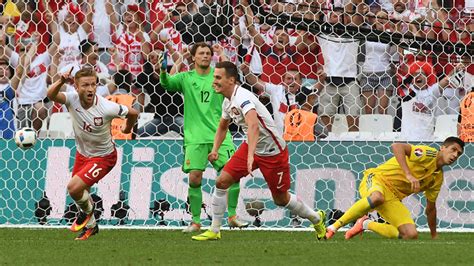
134, 50, 184, 137
316, 7, 362, 131
401, 61, 465, 140
54, 2, 91, 71
89, 0, 120, 66
458, 88, 474, 142
56, 40, 116, 97
244, 2, 302, 84
14, 0, 50, 54
112, 4, 151, 78
360, 10, 397, 115
0, 58, 15, 138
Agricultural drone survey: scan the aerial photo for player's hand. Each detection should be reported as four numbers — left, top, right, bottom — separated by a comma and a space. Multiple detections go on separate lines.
247, 154, 254, 176
60, 67, 74, 84
158, 53, 166, 72
208, 151, 219, 163
121, 124, 131, 134
406, 173, 420, 193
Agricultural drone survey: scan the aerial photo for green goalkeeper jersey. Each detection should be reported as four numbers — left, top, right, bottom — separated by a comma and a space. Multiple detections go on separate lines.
160, 68, 233, 146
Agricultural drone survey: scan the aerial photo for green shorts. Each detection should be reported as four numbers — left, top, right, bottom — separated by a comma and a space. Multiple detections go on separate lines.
182, 143, 235, 173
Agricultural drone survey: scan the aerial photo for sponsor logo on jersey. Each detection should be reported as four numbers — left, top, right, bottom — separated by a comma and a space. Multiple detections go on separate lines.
231, 107, 240, 115
94, 117, 103, 126
414, 148, 423, 157
240, 100, 250, 109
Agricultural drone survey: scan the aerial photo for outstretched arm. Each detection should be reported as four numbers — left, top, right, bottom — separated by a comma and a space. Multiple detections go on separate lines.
426, 200, 437, 239
47, 67, 73, 104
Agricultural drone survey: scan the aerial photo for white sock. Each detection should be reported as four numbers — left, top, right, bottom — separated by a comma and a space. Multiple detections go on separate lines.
75, 190, 93, 214
210, 188, 228, 233
285, 194, 321, 224
362, 219, 372, 230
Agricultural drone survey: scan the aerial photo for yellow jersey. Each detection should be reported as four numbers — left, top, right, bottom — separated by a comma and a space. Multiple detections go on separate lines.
366, 145, 443, 202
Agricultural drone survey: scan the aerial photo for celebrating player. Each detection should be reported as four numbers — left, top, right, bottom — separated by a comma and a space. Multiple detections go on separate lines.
192, 61, 326, 241
47, 67, 138, 240
159, 43, 248, 232
326, 137, 464, 240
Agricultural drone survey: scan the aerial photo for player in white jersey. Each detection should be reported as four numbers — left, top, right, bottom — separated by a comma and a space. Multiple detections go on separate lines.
192, 62, 326, 241
47, 67, 138, 240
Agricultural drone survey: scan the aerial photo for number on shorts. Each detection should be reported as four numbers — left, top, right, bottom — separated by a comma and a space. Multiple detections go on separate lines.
85, 163, 103, 179
277, 171, 284, 188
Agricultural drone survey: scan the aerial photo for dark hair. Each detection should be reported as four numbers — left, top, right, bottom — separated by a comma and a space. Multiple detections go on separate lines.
215, 61, 239, 82
443, 136, 465, 150
80, 39, 97, 56
190, 42, 212, 56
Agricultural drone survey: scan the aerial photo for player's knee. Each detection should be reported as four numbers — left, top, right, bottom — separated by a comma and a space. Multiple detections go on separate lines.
399, 226, 418, 240
369, 192, 385, 206
188, 172, 203, 187
272, 193, 290, 206
215, 176, 233, 189
67, 182, 82, 199
400, 230, 418, 240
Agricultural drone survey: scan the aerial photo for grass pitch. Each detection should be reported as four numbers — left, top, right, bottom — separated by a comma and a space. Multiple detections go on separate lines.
0, 229, 472, 265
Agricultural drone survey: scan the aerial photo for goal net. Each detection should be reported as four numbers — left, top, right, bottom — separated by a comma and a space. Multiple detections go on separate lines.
0, 0, 472, 231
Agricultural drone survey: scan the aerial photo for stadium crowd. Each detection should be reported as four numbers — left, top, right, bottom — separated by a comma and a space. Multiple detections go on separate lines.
0, 0, 472, 141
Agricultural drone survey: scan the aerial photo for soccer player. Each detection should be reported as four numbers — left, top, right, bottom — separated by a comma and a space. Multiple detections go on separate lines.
159, 43, 248, 232
325, 137, 464, 240
47, 67, 138, 240
192, 61, 326, 241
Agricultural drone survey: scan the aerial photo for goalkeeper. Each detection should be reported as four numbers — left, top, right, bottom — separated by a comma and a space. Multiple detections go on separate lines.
159, 42, 248, 232
326, 137, 464, 240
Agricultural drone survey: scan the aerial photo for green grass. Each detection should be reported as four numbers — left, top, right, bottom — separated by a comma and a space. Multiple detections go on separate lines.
0, 229, 472, 265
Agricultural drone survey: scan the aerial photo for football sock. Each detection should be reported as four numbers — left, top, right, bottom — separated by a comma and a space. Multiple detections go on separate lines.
75, 190, 93, 214
367, 221, 399, 239
227, 182, 240, 218
285, 194, 321, 224
332, 197, 372, 230
188, 185, 202, 224
210, 188, 228, 233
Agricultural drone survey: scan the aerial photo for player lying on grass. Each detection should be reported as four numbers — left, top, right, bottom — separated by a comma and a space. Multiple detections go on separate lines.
192, 61, 326, 241
326, 137, 464, 240
47, 67, 138, 240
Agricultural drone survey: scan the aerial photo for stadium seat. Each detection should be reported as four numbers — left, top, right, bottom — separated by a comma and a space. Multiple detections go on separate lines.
359, 114, 394, 134
434, 115, 458, 140
137, 112, 155, 129
48, 113, 74, 139
331, 114, 349, 133
338, 132, 375, 141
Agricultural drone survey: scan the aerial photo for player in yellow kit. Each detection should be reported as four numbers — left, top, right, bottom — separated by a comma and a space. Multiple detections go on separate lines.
325, 137, 464, 240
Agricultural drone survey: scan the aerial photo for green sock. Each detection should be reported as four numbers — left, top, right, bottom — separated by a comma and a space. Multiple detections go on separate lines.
227, 182, 240, 217
188, 185, 202, 224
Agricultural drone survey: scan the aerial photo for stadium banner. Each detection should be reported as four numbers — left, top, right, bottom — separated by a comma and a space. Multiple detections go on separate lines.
0, 139, 472, 229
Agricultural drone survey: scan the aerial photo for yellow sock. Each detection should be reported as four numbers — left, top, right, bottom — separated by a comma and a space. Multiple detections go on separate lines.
367, 221, 399, 239
333, 197, 373, 230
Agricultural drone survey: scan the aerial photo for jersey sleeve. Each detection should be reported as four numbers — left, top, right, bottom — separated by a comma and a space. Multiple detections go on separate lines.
63, 91, 77, 107
160, 72, 184, 92
408, 145, 438, 164
424, 171, 443, 202
236, 93, 256, 116
222, 102, 231, 120
103, 99, 129, 120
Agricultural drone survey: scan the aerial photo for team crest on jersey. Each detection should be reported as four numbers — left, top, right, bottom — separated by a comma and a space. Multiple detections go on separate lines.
414, 148, 423, 157
231, 107, 240, 115
94, 117, 103, 126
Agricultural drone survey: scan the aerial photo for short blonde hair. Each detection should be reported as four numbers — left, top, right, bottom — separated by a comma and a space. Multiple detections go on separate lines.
74, 66, 97, 82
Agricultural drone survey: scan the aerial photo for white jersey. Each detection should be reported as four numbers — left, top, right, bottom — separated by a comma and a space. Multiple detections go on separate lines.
222, 85, 286, 156
64, 91, 128, 157
263, 83, 297, 135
